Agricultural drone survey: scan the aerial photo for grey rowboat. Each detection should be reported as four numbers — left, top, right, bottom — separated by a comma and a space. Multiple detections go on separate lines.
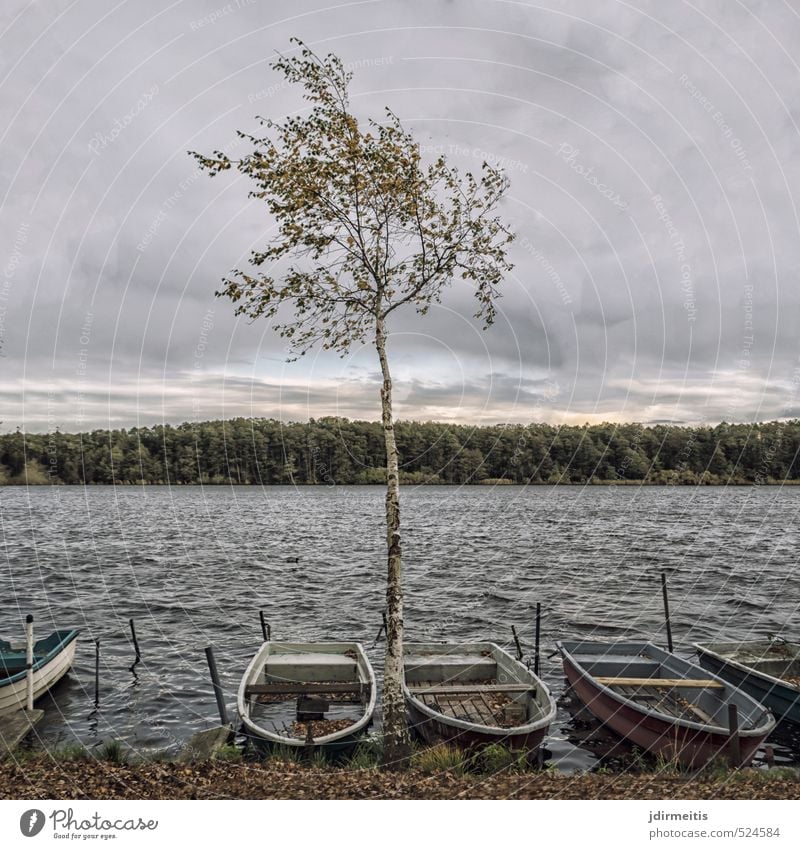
403, 641, 556, 752
237, 641, 376, 756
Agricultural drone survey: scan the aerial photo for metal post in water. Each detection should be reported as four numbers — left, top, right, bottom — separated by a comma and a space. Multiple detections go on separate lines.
661, 572, 673, 653
728, 703, 741, 766
129, 618, 141, 666
373, 610, 388, 646
25, 614, 34, 711
259, 610, 271, 642
205, 646, 229, 726
534, 602, 542, 676
511, 625, 523, 661
94, 639, 100, 705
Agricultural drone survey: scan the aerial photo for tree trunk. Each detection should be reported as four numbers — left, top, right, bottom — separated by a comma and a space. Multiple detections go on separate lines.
375, 316, 412, 769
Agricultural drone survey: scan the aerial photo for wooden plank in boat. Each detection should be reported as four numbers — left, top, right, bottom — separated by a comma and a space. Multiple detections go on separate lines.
632, 688, 711, 723
618, 686, 658, 700
476, 692, 496, 724
651, 697, 688, 720
245, 682, 368, 696
681, 702, 716, 724
408, 683, 534, 696
595, 677, 723, 689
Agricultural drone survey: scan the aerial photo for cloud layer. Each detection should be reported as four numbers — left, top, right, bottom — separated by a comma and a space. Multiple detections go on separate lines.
2, 0, 799, 431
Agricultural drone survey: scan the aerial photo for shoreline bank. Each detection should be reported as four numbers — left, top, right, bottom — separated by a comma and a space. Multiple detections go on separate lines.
2, 758, 798, 800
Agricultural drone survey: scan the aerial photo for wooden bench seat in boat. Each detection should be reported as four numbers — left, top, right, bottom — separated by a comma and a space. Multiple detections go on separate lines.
571, 654, 653, 665
404, 654, 496, 683
244, 682, 370, 697
264, 652, 357, 681
595, 677, 724, 688
407, 683, 535, 696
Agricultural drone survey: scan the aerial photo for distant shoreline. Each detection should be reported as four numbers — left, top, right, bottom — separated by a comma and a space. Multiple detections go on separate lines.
3, 417, 799, 487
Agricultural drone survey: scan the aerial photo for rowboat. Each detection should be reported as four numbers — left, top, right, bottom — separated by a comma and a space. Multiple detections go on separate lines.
237, 641, 376, 755
403, 642, 557, 751
694, 639, 800, 724
0, 628, 80, 716
557, 639, 775, 767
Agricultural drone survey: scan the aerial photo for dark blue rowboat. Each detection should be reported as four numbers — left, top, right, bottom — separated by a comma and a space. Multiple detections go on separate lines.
694, 640, 800, 725
0, 629, 80, 715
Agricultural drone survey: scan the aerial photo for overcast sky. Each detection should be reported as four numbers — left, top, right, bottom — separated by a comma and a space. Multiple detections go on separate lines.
2, 0, 799, 432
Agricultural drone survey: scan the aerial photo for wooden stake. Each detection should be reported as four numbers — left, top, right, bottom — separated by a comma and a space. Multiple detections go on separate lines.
259, 610, 271, 642
129, 618, 141, 668
661, 573, 673, 653
94, 639, 100, 705
205, 646, 229, 726
728, 703, 741, 767
511, 625, 523, 661
534, 602, 542, 676
372, 610, 388, 646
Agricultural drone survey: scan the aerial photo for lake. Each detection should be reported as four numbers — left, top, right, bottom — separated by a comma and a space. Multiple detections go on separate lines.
1, 484, 798, 769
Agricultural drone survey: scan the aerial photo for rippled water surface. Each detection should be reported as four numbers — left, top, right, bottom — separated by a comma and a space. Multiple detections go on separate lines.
2, 485, 798, 768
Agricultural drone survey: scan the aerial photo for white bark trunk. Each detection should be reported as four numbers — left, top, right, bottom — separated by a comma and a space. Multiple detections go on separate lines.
375, 317, 412, 768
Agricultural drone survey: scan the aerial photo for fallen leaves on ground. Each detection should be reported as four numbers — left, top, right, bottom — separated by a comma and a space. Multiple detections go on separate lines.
0, 759, 797, 800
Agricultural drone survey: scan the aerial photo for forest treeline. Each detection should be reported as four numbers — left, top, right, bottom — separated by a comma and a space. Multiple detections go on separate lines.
1, 418, 799, 486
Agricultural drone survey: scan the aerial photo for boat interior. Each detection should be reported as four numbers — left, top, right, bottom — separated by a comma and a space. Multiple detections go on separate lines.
0, 630, 77, 678
566, 641, 767, 730
244, 647, 371, 740
404, 645, 542, 728
705, 642, 800, 686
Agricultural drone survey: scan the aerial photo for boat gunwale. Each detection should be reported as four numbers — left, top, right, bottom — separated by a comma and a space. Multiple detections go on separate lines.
0, 629, 80, 685
237, 641, 376, 747
693, 641, 800, 695
401, 641, 557, 737
558, 639, 775, 738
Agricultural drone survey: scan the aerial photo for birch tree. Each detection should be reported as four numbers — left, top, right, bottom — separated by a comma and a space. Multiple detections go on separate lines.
191, 39, 514, 769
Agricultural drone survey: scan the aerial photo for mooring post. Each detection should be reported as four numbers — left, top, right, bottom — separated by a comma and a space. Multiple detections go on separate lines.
94, 638, 100, 705
511, 625, 523, 661
25, 614, 34, 711
373, 610, 388, 646
129, 618, 141, 667
728, 703, 741, 766
661, 572, 674, 653
259, 610, 271, 642
205, 646, 229, 726
534, 602, 542, 676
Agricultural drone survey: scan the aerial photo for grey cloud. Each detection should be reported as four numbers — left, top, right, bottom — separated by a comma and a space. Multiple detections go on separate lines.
2, 0, 799, 431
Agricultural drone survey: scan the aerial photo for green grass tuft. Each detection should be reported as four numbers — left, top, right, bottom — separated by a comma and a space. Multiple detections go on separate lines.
96, 740, 128, 764
307, 749, 330, 769
344, 741, 382, 770
49, 742, 88, 762
213, 744, 243, 763
266, 743, 301, 764
411, 743, 468, 776
473, 743, 529, 774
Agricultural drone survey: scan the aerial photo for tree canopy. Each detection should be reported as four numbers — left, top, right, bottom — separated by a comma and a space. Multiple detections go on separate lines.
190, 39, 513, 357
